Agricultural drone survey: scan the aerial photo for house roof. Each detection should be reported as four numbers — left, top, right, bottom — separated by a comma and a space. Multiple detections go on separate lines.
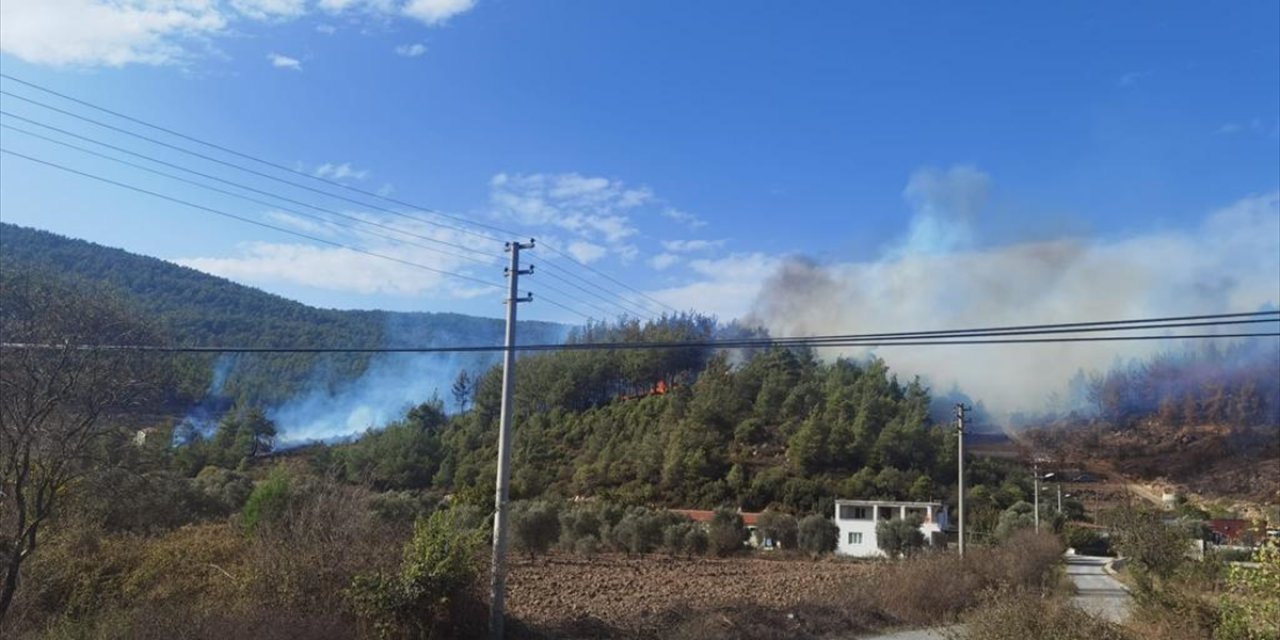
670, 509, 763, 526
834, 499, 943, 509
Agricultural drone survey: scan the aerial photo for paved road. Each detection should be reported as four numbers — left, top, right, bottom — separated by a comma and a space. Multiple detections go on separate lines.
1065, 554, 1131, 623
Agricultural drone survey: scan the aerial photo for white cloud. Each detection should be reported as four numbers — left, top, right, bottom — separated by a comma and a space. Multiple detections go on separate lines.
1, 0, 473, 67
268, 52, 302, 70
395, 42, 428, 57
0, 0, 228, 67
314, 162, 369, 180
231, 0, 306, 20
566, 241, 607, 264
402, 0, 476, 25
176, 213, 500, 297
661, 239, 724, 253
315, 23, 337, 34
660, 207, 707, 229
376, 183, 395, 196
649, 253, 680, 270
490, 172, 647, 243
265, 211, 342, 236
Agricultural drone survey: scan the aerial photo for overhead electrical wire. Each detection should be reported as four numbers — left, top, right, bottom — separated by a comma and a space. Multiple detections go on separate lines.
0, 119, 645, 321
3, 313, 1274, 354
0, 122, 496, 266
0, 76, 679, 317
0, 148, 506, 291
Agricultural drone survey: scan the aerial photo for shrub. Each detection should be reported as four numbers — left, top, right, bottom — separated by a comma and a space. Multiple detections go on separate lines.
877, 516, 925, 558
797, 514, 838, 556
1063, 523, 1109, 555
708, 508, 747, 556
1218, 539, 1280, 640
756, 510, 799, 550
573, 535, 601, 556
510, 500, 561, 560
684, 526, 710, 557
242, 469, 292, 532
962, 589, 1133, 640
1106, 507, 1189, 593
348, 508, 485, 639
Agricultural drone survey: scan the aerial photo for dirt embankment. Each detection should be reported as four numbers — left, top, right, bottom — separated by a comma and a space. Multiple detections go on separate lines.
504, 553, 877, 638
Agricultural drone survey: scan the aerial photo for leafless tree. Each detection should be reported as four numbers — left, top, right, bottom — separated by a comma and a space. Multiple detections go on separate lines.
0, 270, 166, 619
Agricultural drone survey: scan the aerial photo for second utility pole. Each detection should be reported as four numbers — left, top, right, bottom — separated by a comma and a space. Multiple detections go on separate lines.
490, 239, 533, 640
956, 403, 967, 558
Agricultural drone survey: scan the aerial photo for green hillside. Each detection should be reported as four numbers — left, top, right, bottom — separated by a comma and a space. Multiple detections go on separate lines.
0, 223, 565, 407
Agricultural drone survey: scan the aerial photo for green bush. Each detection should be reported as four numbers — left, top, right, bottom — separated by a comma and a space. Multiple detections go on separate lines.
348, 508, 485, 639
797, 514, 838, 556
510, 500, 561, 560
877, 516, 926, 558
756, 510, 799, 550
708, 508, 747, 556
242, 469, 292, 532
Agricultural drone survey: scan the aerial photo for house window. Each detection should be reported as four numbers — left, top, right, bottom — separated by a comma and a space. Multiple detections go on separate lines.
878, 507, 896, 520
848, 532, 863, 545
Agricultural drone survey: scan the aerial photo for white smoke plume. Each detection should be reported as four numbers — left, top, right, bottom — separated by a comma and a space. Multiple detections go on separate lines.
747, 166, 1280, 423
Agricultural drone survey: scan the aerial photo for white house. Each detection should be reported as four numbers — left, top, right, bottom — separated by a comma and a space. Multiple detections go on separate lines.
833, 499, 947, 557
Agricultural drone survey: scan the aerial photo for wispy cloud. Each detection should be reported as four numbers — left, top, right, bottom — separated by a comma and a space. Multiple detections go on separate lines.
660, 207, 707, 229
567, 240, 607, 264
395, 42, 428, 57
489, 172, 649, 243
176, 214, 499, 297
268, 52, 302, 70
661, 239, 724, 253
648, 253, 680, 270
315, 23, 337, 34
231, 0, 307, 21
402, 0, 476, 25
314, 162, 369, 180
1117, 70, 1149, 88
0, 0, 477, 68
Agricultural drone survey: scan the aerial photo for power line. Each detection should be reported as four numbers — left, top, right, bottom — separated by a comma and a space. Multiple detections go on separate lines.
1, 76, 680, 317
539, 242, 679, 315
3, 332, 1274, 354
4, 314, 1274, 353
0, 121, 496, 266
1, 73, 514, 240
537, 259, 655, 320
0, 90, 506, 247
0, 148, 506, 291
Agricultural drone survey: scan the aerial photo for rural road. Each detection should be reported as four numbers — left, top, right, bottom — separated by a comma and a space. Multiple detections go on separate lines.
1065, 554, 1131, 623
855, 554, 1131, 639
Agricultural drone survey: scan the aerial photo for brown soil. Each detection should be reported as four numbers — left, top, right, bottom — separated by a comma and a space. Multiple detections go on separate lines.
504, 553, 878, 638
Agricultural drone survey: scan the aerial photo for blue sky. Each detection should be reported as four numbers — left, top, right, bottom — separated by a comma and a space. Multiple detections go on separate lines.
1, 0, 1277, 328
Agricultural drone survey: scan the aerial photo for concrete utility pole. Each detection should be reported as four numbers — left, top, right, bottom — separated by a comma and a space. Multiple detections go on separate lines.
490, 239, 534, 640
956, 403, 968, 557
1057, 483, 1063, 514
1033, 461, 1040, 533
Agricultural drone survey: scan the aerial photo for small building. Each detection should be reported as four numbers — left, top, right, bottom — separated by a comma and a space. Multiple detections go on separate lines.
670, 509, 772, 548
833, 499, 946, 557
1208, 519, 1264, 546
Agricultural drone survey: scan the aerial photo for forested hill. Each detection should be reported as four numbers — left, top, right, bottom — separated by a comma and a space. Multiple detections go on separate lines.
0, 223, 565, 405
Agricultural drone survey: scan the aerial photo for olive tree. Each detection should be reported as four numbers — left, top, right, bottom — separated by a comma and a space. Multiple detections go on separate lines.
0, 270, 167, 619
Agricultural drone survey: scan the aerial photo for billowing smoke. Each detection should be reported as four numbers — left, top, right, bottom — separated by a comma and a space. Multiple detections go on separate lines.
747, 166, 1280, 424
267, 351, 491, 444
